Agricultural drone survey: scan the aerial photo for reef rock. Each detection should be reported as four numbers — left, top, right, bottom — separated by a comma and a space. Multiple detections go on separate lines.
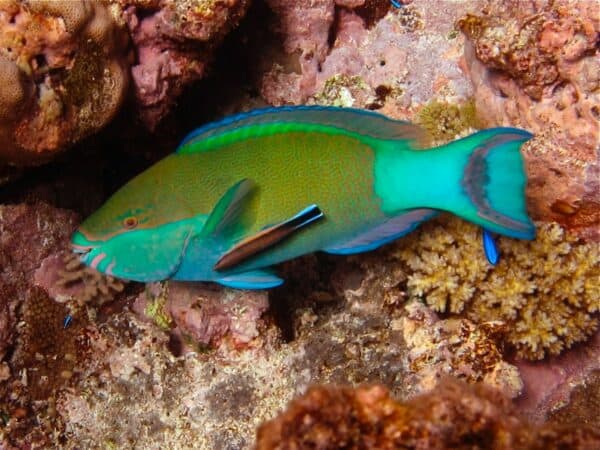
459, 0, 600, 238
133, 281, 270, 352
262, 0, 477, 116
256, 378, 600, 450
0, 0, 130, 166
119, 0, 251, 129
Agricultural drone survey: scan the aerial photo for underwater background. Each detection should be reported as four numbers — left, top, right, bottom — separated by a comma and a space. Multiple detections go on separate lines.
0, 0, 598, 448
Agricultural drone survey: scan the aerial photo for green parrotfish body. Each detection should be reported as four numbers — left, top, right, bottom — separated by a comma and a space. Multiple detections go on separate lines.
72, 106, 535, 289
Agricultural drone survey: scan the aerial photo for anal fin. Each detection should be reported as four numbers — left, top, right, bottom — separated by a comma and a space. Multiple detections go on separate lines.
217, 269, 283, 289
214, 204, 324, 271
324, 209, 437, 255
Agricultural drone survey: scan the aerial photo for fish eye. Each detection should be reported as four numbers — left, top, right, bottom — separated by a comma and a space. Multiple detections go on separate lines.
123, 216, 138, 229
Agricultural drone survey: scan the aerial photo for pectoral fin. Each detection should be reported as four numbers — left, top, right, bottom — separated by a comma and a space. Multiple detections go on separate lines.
214, 204, 324, 271
200, 178, 256, 238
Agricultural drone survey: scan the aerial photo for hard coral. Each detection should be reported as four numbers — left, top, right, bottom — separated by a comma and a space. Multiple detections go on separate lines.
392, 216, 599, 360
120, 0, 251, 128
256, 378, 600, 450
416, 98, 480, 143
0, 0, 130, 166
134, 281, 270, 351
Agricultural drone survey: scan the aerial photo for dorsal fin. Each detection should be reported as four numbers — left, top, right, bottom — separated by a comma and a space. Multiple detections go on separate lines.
177, 106, 428, 153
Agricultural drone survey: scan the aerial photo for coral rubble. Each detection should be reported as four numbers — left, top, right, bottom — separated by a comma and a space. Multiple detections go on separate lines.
402, 301, 522, 398
0, 0, 130, 166
256, 378, 600, 450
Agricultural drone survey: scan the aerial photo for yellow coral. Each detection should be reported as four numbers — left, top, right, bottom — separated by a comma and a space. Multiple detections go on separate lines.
417, 99, 481, 143
391, 216, 599, 360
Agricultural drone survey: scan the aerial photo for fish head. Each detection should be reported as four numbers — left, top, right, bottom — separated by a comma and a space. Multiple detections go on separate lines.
72, 175, 194, 282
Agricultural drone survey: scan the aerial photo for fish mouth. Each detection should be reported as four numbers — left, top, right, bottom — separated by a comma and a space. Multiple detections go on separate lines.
71, 243, 94, 254
71, 230, 99, 260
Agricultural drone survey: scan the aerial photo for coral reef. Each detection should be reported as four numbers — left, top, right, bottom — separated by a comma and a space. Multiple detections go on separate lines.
387, 216, 599, 360
549, 369, 600, 430
0, 202, 95, 447
133, 281, 270, 351
256, 378, 600, 450
516, 330, 600, 423
119, 0, 251, 128
0, 0, 130, 166
402, 301, 522, 398
416, 98, 480, 143
262, 0, 477, 116
458, 0, 599, 237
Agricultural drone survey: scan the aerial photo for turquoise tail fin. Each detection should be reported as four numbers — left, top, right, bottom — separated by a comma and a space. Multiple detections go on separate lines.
444, 128, 536, 239
377, 127, 536, 239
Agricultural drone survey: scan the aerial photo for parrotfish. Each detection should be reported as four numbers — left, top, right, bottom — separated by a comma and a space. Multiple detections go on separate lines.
72, 106, 535, 289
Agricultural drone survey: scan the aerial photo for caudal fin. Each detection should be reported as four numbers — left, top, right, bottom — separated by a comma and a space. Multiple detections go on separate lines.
452, 127, 535, 239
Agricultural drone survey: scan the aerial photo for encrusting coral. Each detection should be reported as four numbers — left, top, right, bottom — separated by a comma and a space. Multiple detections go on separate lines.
0, 0, 130, 166
255, 378, 600, 450
391, 216, 599, 360
119, 0, 251, 128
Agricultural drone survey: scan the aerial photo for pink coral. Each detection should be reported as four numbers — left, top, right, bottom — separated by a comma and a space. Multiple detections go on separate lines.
134, 281, 269, 350
0, 0, 130, 166
516, 330, 600, 423
262, 0, 474, 116
120, 0, 251, 129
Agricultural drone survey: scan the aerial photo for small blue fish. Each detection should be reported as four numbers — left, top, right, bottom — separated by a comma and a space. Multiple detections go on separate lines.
482, 229, 499, 265
390, 0, 403, 8
63, 315, 73, 329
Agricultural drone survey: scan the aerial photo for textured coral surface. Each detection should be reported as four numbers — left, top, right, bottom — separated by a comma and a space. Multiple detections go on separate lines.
256, 379, 600, 450
119, 0, 251, 128
0, 0, 130, 166
459, 0, 599, 238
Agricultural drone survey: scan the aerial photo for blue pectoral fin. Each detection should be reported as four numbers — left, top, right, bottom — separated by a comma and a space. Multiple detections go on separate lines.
325, 209, 438, 255
216, 269, 284, 290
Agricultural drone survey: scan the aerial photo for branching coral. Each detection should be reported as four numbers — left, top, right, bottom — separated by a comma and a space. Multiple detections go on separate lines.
392, 216, 599, 360
256, 378, 600, 449
0, 0, 130, 166
34, 252, 125, 307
